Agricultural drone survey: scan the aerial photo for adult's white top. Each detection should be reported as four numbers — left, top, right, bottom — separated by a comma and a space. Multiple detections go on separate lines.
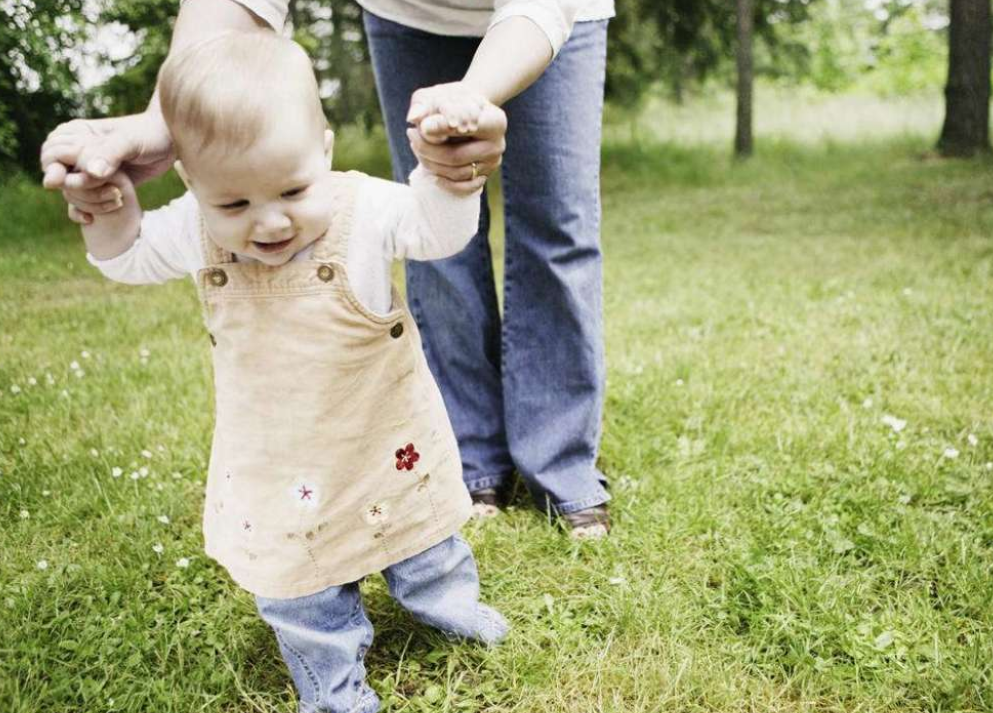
231, 0, 615, 58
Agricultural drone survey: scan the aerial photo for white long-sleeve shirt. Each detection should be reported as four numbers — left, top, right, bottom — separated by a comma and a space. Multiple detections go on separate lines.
87, 167, 480, 315
231, 0, 614, 58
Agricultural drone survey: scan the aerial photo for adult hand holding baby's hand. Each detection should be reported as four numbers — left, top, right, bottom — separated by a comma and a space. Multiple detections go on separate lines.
406, 82, 507, 195
40, 111, 176, 219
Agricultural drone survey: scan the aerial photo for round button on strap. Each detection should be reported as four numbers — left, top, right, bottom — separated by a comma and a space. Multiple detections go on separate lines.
390, 323, 404, 339
208, 268, 228, 287
317, 264, 334, 282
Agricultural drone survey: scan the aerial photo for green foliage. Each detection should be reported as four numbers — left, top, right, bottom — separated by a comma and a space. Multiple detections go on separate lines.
606, 0, 815, 108
0, 0, 86, 174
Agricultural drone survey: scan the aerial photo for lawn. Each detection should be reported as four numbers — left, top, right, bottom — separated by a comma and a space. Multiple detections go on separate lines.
2, 93, 992, 712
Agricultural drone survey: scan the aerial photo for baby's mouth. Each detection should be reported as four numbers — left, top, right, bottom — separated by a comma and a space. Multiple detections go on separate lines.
253, 237, 295, 254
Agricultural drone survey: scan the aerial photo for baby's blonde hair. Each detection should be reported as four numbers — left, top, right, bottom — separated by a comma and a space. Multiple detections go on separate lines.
158, 31, 326, 161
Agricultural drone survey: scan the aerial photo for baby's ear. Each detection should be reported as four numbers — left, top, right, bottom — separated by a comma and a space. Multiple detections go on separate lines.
324, 129, 335, 169
174, 160, 192, 189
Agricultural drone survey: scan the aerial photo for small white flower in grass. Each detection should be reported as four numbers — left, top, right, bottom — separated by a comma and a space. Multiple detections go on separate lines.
881, 415, 906, 433
157, 445, 165, 452
27, 377, 37, 386
986, 462, 993, 471
45, 373, 54, 385
111, 467, 123, 478
152, 544, 164, 554
608, 577, 626, 585
967, 434, 978, 447
18, 438, 25, 446
140, 357, 148, 366
10, 384, 20, 394
175, 557, 190, 568
171, 472, 182, 479
896, 440, 907, 450
90, 448, 99, 457
675, 379, 684, 386
19, 510, 29, 519
897, 494, 912, 505
902, 288, 913, 296
42, 490, 50, 497
862, 397, 873, 409
130, 471, 140, 480
157, 515, 170, 525
36, 560, 48, 570
81, 350, 90, 359
74, 369, 84, 379
943, 447, 960, 459
139, 348, 150, 358
60, 390, 69, 398
156, 484, 164, 491
141, 450, 152, 459
139, 466, 149, 477
69, 361, 80, 371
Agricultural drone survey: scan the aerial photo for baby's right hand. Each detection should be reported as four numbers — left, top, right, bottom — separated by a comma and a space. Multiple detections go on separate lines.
62, 170, 129, 225
68, 171, 143, 260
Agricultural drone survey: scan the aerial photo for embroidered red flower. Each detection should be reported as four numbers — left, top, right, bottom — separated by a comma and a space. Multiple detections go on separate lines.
298, 485, 314, 500
395, 443, 420, 471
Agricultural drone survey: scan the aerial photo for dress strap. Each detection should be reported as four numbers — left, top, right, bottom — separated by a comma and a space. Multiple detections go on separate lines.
198, 212, 234, 266
310, 171, 361, 264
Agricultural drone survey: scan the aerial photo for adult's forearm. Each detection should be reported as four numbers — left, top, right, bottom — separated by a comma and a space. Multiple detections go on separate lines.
144, 0, 270, 119
462, 17, 554, 106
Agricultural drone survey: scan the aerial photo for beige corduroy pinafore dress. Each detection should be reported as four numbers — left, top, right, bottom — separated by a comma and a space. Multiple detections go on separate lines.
194, 171, 472, 599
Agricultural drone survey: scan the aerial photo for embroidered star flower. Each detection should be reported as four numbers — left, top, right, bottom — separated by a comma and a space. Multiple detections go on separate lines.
363, 501, 390, 525
288, 481, 320, 510
395, 443, 420, 471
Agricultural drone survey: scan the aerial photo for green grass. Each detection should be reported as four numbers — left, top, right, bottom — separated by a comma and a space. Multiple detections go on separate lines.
2, 98, 993, 712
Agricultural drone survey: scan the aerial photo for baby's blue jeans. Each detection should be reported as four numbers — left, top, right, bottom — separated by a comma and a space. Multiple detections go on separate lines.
255, 535, 508, 713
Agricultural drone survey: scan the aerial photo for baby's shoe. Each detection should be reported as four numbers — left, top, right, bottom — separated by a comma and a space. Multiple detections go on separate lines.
562, 504, 611, 540
470, 487, 502, 519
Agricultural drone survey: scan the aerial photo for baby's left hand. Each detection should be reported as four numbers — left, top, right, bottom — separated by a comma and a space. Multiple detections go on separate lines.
408, 82, 488, 137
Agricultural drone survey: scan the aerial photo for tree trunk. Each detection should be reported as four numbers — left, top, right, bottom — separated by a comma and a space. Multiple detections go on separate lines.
734, 0, 754, 158
938, 0, 992, 157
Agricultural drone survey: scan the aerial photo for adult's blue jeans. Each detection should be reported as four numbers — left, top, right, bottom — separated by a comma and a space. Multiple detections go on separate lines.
256, 535, 508, 713
364, 12, 610, 515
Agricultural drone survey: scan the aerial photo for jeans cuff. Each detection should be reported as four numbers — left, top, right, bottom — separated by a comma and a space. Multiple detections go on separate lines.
550, 488, 611, 516
464, 473, 510, 493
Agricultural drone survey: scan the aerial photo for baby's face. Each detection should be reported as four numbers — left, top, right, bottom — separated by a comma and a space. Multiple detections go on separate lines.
183, 118, 332, 266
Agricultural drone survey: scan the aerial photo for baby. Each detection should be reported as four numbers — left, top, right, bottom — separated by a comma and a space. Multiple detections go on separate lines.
68, 31, 507, 713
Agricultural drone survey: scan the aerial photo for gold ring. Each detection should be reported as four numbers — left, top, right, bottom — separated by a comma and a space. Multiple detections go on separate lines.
471, 162, 479, 180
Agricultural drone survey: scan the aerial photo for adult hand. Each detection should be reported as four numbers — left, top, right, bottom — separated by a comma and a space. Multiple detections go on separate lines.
40, 112, 176, 194
406, 83, 507, 195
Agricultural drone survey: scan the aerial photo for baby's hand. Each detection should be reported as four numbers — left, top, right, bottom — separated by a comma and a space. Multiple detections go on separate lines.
408, 82, 488, 138
66, 170, 142, 260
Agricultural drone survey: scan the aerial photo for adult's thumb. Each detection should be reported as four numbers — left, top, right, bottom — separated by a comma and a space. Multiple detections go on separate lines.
78, 133, 133, 179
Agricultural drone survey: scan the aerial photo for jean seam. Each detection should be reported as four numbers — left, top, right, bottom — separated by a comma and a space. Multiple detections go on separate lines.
551, 491, 611, 515
274, 628, 322, 704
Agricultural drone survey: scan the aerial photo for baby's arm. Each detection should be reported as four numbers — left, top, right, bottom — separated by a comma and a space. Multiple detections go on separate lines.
370, 166, 483, 263
63, 175, 202, 284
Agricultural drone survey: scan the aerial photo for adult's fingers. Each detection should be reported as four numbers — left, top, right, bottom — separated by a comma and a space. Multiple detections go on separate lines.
417, 155, 499, 182
434, 175, 487, 195
407, 128, 503, 168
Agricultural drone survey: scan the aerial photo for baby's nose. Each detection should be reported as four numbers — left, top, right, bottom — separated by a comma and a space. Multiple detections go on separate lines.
255, 209, 292, 232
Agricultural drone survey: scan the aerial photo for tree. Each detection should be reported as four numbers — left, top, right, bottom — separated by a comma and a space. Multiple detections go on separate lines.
735, 0, 755, 158
0, 0, 86, 174
937, 0, 991, 156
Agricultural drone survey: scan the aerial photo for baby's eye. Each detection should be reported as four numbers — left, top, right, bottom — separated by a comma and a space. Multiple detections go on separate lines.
282, 186, 308, 198
217, 199, 248, 211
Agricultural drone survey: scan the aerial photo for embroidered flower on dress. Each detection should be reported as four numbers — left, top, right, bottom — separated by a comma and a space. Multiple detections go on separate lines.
363, 502, 390, 525
288, 481, 320, 510
395, 443, 420, 471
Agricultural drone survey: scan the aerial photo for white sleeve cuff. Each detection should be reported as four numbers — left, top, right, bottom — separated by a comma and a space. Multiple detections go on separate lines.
489, 1, 574, 58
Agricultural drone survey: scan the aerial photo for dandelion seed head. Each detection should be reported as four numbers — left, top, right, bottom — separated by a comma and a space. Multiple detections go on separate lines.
69, 361, 80, 371
27, 377, 37, 386
36, 560, 48, 570
967, 434, 978, 447
139, 466, 149, 477
74, 370, 84, 379
152, 544, 164, 554
19, 510, 29, 519
130, 471, 140, 480
111, 467, 123, 478
81, 351, 90, 359
10, 385, 20, 394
